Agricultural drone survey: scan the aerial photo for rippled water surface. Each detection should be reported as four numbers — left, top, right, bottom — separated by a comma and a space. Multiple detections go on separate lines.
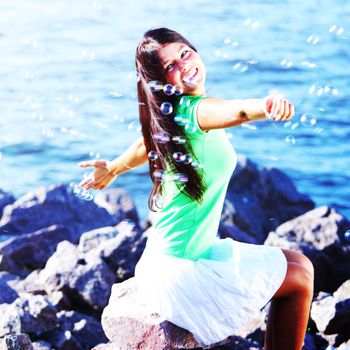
1, 0, 349, 220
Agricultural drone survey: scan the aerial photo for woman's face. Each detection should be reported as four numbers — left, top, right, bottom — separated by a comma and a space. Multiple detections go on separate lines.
157, 42, 206, 96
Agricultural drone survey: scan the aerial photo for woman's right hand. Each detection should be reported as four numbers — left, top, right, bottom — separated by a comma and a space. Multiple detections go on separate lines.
78, 159, 117, 191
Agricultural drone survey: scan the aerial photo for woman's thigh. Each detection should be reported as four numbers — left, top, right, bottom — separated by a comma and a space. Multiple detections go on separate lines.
280, 248, 314, 277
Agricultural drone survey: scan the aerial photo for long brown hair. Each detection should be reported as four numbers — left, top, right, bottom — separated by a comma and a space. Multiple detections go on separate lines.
135, 28, 207, 212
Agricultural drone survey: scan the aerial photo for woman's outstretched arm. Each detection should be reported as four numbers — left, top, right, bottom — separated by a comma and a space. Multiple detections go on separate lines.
78, 136, 148, 190
197, 95, 294, 131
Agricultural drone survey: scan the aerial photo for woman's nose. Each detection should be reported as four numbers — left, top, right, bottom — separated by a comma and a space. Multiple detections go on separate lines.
178, 60, 189, 72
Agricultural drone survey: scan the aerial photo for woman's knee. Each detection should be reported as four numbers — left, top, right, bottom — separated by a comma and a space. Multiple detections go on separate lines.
273, 262, 314, 299
281, 248, 314, 279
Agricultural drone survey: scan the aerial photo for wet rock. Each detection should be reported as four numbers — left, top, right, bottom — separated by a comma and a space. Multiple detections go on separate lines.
0, 271, 19, 304
311, 280, 350, 346
0, 184, 115, 239
0, 333, 33, 350
40, 241, 116, 313
0, 189, 15, 220
81, 221, 146, 282
44, 310, 108, 350
31, 340, 52, 350
0, 225, 74, 277
265, 206, 350, 293
0, 294, 57, 337
223, 156, 315, 243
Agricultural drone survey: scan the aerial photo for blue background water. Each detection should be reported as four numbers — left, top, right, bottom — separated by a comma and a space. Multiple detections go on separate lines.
1, 0, 349, 222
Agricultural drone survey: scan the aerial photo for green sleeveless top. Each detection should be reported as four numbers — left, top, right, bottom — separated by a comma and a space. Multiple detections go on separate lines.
152, 95, 237, 260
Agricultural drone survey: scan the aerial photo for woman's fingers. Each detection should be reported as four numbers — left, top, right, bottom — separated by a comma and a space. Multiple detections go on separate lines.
78, 159, 106, 168
79, 176, 94, 187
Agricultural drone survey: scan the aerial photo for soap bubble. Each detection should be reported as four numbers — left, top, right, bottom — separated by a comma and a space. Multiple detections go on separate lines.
69, 182, 94, 201
344, 230, 350, 241
174, 115, 190, 126
153, 170, 165, 181
184, 124, 197, 134
163, 84, 176, 95
148, 151, 158, 160
285, 135, 296, 145
183, 154, 193, 164
89, 151, 100, 159
160, 102, 173, 115
300, 114, 317, 127
154, 132, 170, 143
149, 81, 163, 92
172, 136, 186, 144
175, 173, 189, 183
179, 97, 191, 107
174, 86, 184, 96
173, 152, 186, 162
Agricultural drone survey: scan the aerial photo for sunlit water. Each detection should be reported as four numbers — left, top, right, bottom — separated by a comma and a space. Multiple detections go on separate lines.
0, 0, 349, 222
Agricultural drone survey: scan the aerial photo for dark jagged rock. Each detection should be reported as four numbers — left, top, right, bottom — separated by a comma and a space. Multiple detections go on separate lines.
0, 333, 33, 350
31, 340, 52, 350
0, 184, 116, 239
40, 241, 116, 313
0, 272, 19, 304
43, 310, 108, 350
223, 155, 315, 243
0, 295, 57, 337
79, 221, 146, 282
0, 225, 74, 277
0, 189, 15, 220
265, 206, 350, 293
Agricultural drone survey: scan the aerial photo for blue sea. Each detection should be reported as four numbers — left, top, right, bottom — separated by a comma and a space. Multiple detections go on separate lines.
1, 0, 349, 222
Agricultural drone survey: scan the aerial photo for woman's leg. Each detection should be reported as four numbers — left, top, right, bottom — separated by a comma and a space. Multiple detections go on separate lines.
264, 249, 314, 350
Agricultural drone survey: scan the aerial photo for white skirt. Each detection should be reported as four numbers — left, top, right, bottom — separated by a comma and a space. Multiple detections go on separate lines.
134, 231, 287, 346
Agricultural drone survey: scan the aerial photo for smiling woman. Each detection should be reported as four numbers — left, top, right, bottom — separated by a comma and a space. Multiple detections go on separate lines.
79, 27, 312, 350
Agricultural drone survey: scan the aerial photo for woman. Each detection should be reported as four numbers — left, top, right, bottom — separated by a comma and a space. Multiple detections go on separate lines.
79, 28, 314, 350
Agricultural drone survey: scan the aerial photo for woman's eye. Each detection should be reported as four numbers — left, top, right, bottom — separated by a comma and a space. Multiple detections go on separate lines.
181, 50, 189, 58
165, 64, 173, 71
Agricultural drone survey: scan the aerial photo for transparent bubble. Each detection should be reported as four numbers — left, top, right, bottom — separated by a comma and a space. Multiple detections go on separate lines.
317, 87, 324, 96
160, 102, 173, 115
172, 136, 186, 144
300, 114, 317, 127
184, 124, 197, 134
174, 115, 190, 126
313, 127, 324, 134
191, 160, 204, 169
179, 97, 191, 107
332, 88, 339, 95
68, 182, 94, 201
148, 151, 158, 161
173, 152, 186, 162
336, 27, 344, 35
175, 173, 189, 183
284, 121, 292, 128
329, 24, 337, 33
153, 170, 164, 181
344, 230, 350, 241
89, 151, 100, 159
290, 123, 299, 130
163, 84, 175, 95
183, 154, 193, 164
154, 132, 170, 143
0, 152, 2, 161
149, 80, 163, 92
285, 135, 296, 145
174, 86, 184, 96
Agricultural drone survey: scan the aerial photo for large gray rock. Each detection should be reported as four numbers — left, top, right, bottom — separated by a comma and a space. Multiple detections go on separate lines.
223, 156, 315, 243
80, 221, 146, 282
0, 184, 116, 239
40, 241, 116, 313
0, 333, 33, 350
100, 278, 264, 350
0, 294, 57, 337
0, 225, 74, 277
311, 280, 350, 347
265, 206, 350, 293
43, 310, 108, 350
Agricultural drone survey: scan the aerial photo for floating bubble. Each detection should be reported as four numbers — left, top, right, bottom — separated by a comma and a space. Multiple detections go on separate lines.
337, 27, 344, 35
313, 127, 324, 134
149, 81, 163, 92
69, 182, 94, 201
183, 154, 193, 164
332, 88, 338, 95
179, 97, 191, 107
163, 84, 176, 95
174, 86, 184, 96
291, 123, 299, 130
309, 85, 316, 94
285, 135, 296, 145
329, 24, 337, 33
173, 152, 186, 162
184, 124, 197, 134
153, 170, 164, 181
224, 37, 232, 44
172, 136, 186, 144
160, 102, 173, 115
154, 132, 170, 143
175, 173, 189, 183
317, 87, 324, 96
284, 121, 292, 128
148, 151, 158, 161
0, 152, 2, 161
89, 151, 100, 159
344, 230, 350, 241
300, 114, 317, 127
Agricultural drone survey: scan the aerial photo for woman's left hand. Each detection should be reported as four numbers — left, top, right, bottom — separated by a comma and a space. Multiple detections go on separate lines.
263, 94, 295, 121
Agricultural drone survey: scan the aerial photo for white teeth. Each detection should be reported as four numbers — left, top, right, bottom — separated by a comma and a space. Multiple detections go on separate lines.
183, 68, 197, 84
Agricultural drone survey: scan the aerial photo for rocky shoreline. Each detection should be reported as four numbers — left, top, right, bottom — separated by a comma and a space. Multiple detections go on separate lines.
0, 155, 349, 350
